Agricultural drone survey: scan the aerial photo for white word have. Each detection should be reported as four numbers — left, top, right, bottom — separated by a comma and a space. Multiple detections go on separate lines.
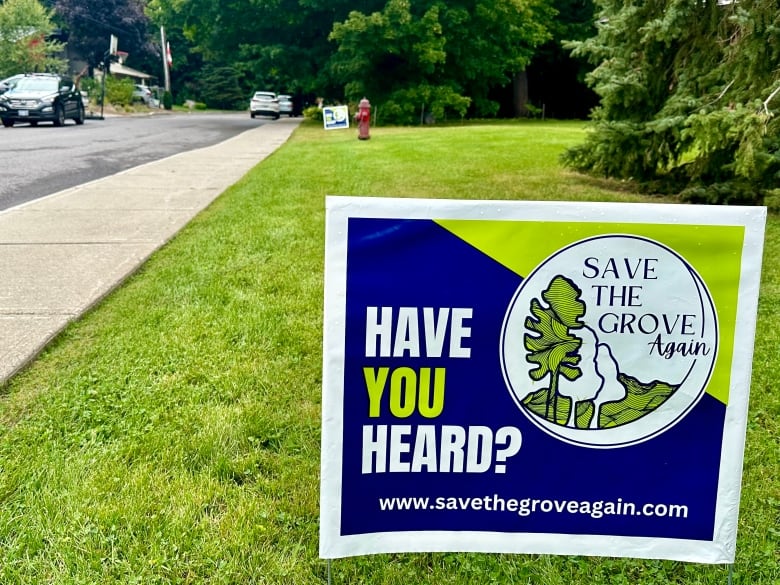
365, 306, 473, 358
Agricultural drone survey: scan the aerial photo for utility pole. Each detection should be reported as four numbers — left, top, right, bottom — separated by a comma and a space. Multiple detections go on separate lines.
160, 26, 171, 94
99, 34, 119, 120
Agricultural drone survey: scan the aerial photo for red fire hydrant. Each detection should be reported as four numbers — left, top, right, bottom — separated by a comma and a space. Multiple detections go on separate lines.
356, 97, 371, 140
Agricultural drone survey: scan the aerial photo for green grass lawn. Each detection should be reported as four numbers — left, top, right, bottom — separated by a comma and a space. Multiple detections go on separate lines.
0, 120, 777, 584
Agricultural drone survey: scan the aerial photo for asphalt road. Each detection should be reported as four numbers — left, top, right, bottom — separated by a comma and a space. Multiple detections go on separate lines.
0, 111, 271, 211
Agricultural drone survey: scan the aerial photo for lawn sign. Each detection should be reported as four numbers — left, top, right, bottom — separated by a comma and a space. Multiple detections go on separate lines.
320, 196, 766, 565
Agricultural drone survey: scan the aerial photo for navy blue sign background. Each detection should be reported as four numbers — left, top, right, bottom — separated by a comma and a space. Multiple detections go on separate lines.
340, 218, 724, 540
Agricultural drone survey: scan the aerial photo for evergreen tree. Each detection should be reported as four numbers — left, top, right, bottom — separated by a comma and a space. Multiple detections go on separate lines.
562, 0, 780, 204
198, 65, 245, 110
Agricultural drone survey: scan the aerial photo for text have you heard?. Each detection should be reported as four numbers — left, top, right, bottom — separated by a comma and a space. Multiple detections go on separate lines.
360, 307, 523, 475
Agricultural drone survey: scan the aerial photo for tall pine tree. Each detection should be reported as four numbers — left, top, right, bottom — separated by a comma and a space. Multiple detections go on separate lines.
562, 0, 780, 204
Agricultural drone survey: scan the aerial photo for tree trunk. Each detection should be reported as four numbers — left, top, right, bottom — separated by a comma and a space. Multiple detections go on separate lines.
513, 70, 529, 117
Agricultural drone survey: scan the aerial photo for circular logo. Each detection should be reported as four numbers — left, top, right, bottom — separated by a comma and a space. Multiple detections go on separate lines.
332, 107, 347, 122
500, 235, 718, 448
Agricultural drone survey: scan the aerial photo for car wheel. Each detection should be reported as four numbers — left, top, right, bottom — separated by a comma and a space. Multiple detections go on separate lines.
250, 112, 256, 118
2, 118, 14, 128
53, 104, 65, 127
74, 102, 85, 125
274, 113, 280, 120
30, 121, 38, 127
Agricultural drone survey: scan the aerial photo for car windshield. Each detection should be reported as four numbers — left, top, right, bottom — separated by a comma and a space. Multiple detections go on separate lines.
14, 77, 58, 92
1, 76, 21, 88
254, 93, 275, 100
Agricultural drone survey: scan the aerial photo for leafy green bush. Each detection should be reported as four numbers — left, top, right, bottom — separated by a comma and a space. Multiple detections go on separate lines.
79, 77, 98, 95
79, 77, 100, 105
105, 76, 134, 107
303, 106, 323, 121
471, 96, 501, 118
377, 84, 471, 125
162, 90, 173, 110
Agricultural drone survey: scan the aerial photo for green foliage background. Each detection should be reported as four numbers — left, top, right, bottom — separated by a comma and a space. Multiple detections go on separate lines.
24, 0, 778, 198
145, 0, 560, 120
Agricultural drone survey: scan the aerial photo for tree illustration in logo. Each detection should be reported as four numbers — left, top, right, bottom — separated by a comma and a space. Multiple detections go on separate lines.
522, 274, 680, 429
523, 275, 586, 425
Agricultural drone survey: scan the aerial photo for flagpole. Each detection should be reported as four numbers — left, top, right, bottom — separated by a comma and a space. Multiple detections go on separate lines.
160, 26, 171, 93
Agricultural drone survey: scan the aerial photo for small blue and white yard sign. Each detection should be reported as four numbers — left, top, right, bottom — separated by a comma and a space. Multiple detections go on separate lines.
323, 105, 349, 130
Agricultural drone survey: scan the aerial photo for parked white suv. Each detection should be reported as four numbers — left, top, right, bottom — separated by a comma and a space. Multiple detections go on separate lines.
250, 91, 280, 120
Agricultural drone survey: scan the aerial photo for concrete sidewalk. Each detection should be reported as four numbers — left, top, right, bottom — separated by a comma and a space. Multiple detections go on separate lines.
0, 117, 302, 383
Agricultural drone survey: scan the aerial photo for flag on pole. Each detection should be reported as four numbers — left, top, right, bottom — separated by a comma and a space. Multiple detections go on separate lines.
166, 42, 173, 67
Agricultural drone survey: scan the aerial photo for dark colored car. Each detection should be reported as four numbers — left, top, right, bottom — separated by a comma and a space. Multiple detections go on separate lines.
0, 73, 85, 127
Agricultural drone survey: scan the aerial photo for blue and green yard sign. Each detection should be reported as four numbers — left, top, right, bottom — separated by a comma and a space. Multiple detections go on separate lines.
319, 197, 766, 563
323, 105, 349, 130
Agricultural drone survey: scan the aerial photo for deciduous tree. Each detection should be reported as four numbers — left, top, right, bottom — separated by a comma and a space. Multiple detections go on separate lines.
145, 0, 578, 121
53, 0, 154, 69
0, 0, 65, 76
327, 0, 554, 122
